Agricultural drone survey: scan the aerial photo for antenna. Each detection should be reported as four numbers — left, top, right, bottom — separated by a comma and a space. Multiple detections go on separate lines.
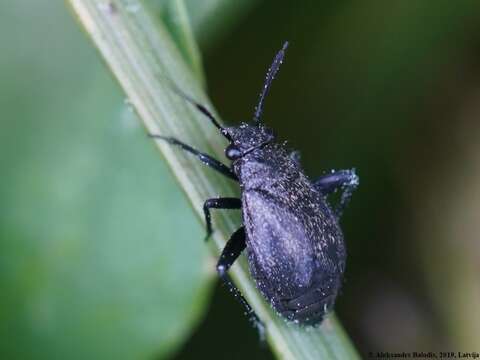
253, 41, 289, 123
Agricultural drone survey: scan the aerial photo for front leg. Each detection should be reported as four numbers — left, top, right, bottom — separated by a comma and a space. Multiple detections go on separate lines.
149, 135, 237, 181
203, 197, 241, 240
217, 227, 264, 337
313, 169, 359, 218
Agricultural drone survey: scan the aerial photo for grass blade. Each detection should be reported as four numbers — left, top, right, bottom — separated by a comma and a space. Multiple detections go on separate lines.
161, 0, 205, 85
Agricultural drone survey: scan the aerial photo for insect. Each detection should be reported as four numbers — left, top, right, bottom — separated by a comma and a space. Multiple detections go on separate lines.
151, 42, 358, 328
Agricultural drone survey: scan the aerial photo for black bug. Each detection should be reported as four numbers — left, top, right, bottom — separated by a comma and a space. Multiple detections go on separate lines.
151, 42, 358, 328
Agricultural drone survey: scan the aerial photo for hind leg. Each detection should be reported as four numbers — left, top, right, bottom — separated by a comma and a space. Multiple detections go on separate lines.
217, 227, 265, 337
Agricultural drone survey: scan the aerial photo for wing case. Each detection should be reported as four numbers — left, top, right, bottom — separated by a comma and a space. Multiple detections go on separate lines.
235, 143, 346, 322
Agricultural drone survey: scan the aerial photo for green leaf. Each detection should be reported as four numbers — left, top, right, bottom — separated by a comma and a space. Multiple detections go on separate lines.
148, 0, 257, 49
0, 2, 211, 359
159, 0, 205, 85
182, 0, 258, 47
67, 1, 360, 359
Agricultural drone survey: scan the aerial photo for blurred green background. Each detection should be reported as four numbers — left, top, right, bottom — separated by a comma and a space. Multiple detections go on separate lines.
1, 0, 480, 359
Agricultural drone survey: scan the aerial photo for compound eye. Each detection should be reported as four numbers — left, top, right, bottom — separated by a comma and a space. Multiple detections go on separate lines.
225, 144, 242, 160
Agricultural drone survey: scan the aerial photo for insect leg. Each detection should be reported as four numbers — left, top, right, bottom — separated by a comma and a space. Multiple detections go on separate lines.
203, 197, 241, 241
217, 226, 265, 337
313, 169, 359, 218
149, 135, 237, 181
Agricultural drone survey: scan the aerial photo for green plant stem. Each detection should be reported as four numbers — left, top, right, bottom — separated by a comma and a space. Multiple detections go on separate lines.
162, 0, 205, 86
67, 1, 360, 358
